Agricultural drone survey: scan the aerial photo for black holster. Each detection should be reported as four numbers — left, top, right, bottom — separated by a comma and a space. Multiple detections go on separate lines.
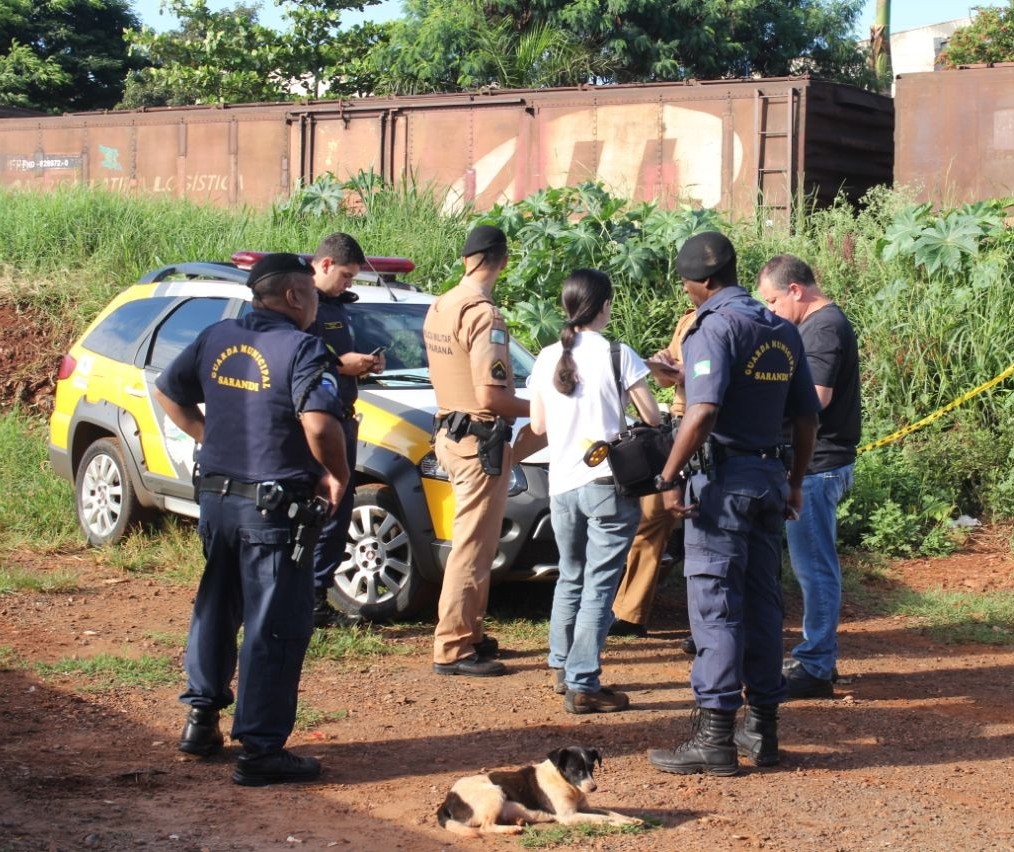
470, 416, 512, 476
287, 497, 329, 569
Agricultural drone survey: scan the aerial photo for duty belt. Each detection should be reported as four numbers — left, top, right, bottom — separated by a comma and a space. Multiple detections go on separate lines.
199, 475, 311, 502
713, 444, 787, 462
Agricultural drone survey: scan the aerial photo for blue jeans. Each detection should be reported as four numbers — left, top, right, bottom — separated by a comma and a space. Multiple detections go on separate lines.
548, 482, 641, 693
785, 463, 855, 681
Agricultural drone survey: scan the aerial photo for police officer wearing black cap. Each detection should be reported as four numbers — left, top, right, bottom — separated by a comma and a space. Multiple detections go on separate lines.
154, 252, 350, 786
645, 232, 819, 777
424, 224, 530, 677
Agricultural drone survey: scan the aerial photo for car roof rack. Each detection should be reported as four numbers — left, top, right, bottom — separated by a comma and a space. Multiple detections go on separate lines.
139, 262, 249, 285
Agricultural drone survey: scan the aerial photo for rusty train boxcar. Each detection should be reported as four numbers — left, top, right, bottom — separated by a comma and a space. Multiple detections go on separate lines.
895, 65, 1014, 205
0, 78, 893, 217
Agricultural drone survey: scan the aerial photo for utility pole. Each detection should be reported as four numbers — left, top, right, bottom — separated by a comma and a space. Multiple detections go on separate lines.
871, 0, 893, 89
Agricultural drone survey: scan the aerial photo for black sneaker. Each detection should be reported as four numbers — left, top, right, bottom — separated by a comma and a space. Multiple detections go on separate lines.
551, 668, 566, 695
679, 636, 697, 656
783, 659, 834, 699
609, 619, 648, 638
232, 749, 322, 786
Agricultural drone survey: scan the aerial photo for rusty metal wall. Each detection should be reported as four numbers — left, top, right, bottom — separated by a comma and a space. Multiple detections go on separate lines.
0, 105, 291, 207
895, 66, 1014, 204
0, 78, 893, 217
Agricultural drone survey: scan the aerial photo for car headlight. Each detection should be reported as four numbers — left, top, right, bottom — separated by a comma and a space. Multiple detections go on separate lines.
419, 451, 528, 497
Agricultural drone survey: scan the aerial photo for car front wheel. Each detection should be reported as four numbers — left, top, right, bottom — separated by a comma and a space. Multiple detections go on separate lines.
330, 484, 435, 622
75, 437, 143, 545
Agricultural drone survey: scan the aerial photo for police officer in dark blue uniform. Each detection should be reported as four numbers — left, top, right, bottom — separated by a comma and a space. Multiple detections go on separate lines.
308, 233, 385, 626
153, 253, 350, 786
645, 232, 819, 777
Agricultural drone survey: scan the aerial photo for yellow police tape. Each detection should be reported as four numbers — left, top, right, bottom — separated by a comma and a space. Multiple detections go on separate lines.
857, 361, 1014, 454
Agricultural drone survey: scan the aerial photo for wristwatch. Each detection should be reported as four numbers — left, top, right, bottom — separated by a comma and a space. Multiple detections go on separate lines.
654, 471, 685, 492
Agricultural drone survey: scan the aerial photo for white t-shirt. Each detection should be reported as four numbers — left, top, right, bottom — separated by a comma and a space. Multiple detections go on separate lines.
530, 331, 651, 496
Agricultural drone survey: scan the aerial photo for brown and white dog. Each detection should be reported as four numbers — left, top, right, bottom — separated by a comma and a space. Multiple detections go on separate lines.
436, 746, 643, 838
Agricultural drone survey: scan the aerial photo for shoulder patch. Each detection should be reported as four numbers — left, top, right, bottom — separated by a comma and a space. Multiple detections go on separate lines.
490, 328, 507, 346
491, 359, 507, 381
320, 373, 339, 395
692, 359, 712, 378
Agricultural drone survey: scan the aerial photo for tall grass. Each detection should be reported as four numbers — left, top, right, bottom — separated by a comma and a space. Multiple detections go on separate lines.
0, 409, 78, 550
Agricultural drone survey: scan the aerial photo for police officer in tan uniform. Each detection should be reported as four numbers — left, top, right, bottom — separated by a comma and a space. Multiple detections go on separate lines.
425, 225, 529, 677
611, 307, 697, 638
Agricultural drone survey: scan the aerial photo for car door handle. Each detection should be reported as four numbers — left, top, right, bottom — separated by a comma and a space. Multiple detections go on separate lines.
124, 385, 146, 398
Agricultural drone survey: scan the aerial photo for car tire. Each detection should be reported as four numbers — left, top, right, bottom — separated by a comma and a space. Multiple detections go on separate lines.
75, 438, 144, 545
330, 484, 435, 622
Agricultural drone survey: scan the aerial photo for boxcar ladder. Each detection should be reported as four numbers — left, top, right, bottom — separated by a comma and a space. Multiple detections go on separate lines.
754, 87, 798, 219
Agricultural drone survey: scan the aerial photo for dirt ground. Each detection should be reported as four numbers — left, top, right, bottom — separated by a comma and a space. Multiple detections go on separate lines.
2, 537, 1014, 852
3, 301, 1014, 850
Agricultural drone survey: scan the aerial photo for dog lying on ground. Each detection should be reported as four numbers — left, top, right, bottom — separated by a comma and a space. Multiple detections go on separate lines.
436, 746, 643, 837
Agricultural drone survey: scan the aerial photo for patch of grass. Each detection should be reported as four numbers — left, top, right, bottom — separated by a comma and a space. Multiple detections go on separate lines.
97, 517, 203, 585
304, 625, 412, 662
0, 566, 80, 594
485, 615, 551, 646
0, 410, 79, 551
891, 588, 1014, 645
144, 630, 189, 651
34, 653, 178, 689
519, 816, 660, 848
0, 646, 21, 669
293, 703, 348, 731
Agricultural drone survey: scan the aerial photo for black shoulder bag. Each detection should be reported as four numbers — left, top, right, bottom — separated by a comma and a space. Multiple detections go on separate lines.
584, 342, 674, 498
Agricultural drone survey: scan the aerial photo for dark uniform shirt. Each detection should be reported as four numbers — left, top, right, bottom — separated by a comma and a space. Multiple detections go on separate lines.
308, 292, 358, 410
155, 309, 345, 487
683, 286, 820, 447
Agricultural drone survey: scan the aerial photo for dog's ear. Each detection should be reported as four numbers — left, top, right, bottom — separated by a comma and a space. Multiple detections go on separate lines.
589, 748, 602, 768
547, 748, 565, 769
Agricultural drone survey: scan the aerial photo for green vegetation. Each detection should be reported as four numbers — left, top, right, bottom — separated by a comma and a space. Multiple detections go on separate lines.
3, 179, 1014, 558
0, 566, 79, 594
35, 653, 178, 688
0, 646, 20, 668
892, 588, 1014, 646
0, 410, 78, 551
144, 630, 189, 650
520, 816, 660, 848
304, 625, 412, 662
293, 703, 348, 731
97, 518, 204, 585
940, 2, 1014, 68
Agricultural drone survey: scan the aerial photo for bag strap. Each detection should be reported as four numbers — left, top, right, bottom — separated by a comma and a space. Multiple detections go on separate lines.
609, 340, 626, 427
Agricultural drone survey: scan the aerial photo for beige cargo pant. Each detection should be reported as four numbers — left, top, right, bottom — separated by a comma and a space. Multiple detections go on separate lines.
433, 431, 512, 664
612, 491, 679, 626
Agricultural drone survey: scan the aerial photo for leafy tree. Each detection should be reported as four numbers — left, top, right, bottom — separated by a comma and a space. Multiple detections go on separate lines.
121, 0, 285, 107
373, 0, 873, 94
275, 0, 389, 98
939, 2, 1014, 68
122, 0, 389, 107
0, 0, 140, 112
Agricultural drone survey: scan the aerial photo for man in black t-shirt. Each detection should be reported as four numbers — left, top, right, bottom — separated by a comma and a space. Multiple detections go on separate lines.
757, 255, 861, 699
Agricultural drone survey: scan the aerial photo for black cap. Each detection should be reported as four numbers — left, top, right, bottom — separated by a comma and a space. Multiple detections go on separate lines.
675, 231, 736, 281
462, 225, 507, 258
247, 252, 313, 290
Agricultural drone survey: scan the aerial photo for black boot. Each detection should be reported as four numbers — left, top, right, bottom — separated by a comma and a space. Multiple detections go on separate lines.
313, 587, 360, 628
734, 704, 779, 767
648, 707, 739, 776
178, 707, 224, 757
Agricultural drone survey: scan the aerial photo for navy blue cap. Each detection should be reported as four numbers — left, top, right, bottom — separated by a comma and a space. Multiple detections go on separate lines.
247, 252, 313, 290
463, 225, 507, 258
676, 231, 736, 281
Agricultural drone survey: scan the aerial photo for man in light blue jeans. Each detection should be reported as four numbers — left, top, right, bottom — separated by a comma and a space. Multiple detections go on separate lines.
757, 255, 861, 699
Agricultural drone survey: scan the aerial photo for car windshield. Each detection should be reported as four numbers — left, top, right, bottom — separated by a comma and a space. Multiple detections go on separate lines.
347, 302, 534, 387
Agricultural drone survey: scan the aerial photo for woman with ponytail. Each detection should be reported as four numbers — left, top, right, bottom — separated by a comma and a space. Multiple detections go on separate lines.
529, 269, 660, 714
